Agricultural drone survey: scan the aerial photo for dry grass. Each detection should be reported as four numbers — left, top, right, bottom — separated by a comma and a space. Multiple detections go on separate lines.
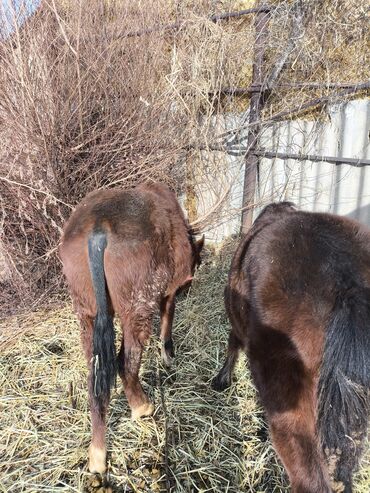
1, 244, 369, 493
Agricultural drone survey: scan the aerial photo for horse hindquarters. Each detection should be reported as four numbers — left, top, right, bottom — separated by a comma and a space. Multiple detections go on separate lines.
103, 248, 157, 420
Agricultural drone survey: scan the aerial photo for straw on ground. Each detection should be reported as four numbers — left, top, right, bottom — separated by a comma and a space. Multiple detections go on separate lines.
0, 244, 369, 492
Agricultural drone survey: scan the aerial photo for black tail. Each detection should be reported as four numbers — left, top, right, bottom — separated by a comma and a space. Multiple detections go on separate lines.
88, 230, 116, 415
318, 287, 370, 489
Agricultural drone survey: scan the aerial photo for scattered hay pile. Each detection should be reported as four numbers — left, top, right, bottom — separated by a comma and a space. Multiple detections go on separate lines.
1, 246, 369, 492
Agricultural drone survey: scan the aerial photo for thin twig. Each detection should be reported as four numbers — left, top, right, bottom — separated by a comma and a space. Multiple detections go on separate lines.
49, 0, 78, 57
264, 0, 306, 91
0, 175, 73, 209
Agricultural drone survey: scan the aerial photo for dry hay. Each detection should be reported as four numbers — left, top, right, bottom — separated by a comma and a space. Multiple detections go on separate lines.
1, 244, 369, 492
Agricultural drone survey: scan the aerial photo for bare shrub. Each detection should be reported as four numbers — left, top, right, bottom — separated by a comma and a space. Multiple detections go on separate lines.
0, 0, 368, 313
0, 0, 187, 311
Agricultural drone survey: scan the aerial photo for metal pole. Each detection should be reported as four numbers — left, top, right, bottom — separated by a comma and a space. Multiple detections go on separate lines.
240, 7, 270, 234
254, 150, 370, 167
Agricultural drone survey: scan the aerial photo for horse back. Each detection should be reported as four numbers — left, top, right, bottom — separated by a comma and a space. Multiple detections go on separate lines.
230, 206, 370, 367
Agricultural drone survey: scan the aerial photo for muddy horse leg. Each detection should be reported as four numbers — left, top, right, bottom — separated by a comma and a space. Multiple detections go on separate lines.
118, 315, 154, 419
80, 314, 108, 474
159, 294, 175, 366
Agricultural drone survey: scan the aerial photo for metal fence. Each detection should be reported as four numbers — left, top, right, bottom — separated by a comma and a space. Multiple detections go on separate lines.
195, 98, 370, 242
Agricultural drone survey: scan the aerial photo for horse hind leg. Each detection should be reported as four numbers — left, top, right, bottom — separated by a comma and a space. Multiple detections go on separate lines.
159, 294, 176, 367
248, 327, 332, 493
212, 330, 244, 391
79, 313, 108, 474
212, 284, 249, 391
269, 408, 331, 493
117, 313, 154, 420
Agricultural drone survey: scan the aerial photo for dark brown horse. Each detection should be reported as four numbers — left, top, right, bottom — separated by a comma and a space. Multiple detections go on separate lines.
59, 182, 204, 474
213, 203, 370, 492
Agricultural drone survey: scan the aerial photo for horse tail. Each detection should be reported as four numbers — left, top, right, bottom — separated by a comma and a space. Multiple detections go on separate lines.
87, 229, 116, 415
318, 286, 370, 486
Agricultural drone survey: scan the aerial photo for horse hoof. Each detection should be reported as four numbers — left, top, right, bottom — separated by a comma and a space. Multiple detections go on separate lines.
88, 444, 107, 474
131, 401, 155, 420
211, 374, 231, 392
161, 348, 174, 367
161, 340, 175, 367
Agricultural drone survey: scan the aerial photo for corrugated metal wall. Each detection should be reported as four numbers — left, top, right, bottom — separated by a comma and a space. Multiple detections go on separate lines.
195, 98, 370, 241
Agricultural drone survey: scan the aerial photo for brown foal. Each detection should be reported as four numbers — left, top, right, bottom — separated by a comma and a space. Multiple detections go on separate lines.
60, 182, 203, 473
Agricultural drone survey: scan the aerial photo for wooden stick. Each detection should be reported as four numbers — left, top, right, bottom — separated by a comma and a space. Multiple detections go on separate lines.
117, 5, 274, 39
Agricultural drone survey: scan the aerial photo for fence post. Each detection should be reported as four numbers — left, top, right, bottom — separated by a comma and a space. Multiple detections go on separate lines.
240, 7, 270, 234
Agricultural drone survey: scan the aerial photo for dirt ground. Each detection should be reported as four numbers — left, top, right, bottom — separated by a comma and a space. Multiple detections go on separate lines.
0, 245, 369, 492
